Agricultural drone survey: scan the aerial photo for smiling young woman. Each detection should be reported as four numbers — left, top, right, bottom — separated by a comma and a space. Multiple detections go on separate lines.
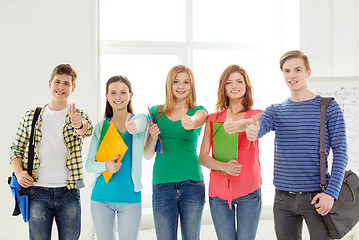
144, 64, 208, 240
199, 64, 263, 240
86, 75, 148, 240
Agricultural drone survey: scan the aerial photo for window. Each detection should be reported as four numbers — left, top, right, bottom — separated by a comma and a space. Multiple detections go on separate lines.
99, 0, 300, 205
100, 0, 186, 42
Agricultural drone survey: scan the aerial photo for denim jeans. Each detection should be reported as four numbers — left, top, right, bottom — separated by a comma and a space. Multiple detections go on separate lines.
29, 186, 81, 240
273, 189, 331, 240
209, 188, 262, 240
152, 180, 205, 240
91, 201, 141, 240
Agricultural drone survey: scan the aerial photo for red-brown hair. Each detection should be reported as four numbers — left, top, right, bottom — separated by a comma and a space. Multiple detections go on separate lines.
215, 64, 254, 113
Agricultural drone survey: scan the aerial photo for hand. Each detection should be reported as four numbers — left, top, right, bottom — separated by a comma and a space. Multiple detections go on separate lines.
14, 170, 35, 188
70, 104, 83, 129
148, 123, 161, 139
311, 192, 334, 216
181, 107, 195, 130
224, 160, 242, 176
105, 155, 122, 173
246, 116, 259, 141
125, 113, 137, 134
223, 109, 237, 134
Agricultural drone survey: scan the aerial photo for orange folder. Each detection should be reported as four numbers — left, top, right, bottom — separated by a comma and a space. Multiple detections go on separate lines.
95, 122, 128, 182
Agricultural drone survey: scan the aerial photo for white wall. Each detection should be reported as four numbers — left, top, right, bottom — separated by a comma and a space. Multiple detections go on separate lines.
300, 0, 359, 77
0, 1, 98, 239
301, 0, 359, 238
301, 0, 359, 172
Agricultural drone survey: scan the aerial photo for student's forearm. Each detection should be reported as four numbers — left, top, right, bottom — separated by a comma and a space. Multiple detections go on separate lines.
234, 112, 263, 132
144, 136, 157, 159
233, 119, 251, 132
75, 122, 88, 136
11, 158, 24, 175
191, 116, 204, 129
199, 154, 227, 172
191, 110, 208, 129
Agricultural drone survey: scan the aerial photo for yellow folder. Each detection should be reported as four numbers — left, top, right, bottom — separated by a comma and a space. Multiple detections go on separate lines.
95, 122, 128, 182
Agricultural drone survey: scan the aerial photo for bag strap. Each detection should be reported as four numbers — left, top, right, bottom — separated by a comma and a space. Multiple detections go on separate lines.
319, 97, 334, 191
27, 107, 42, 176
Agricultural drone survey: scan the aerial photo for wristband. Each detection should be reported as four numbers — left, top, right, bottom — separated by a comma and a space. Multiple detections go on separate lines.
75, 121, 84, 130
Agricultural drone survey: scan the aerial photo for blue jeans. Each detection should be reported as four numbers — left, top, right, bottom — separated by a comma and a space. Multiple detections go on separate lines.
209, 188, 262, 240
152, 180, 205, 240
91, 201, 141, 240
273, 189, 331, 240
29, 186, 81, 240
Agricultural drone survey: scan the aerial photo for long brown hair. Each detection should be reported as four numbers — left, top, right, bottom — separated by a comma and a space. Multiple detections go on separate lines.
157, 65, 197, 117
216, 64, 254, 113
104, 75, 134, 119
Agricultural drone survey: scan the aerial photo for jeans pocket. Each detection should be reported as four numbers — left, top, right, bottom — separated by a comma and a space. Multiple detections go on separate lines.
274, 191, 284, 203
68, 189, 80, 200
248, 188, 261, 197
309, 192, 320, 202
152, 184, 162, 190
29, 187, 40, 199
188, 180, 204, 186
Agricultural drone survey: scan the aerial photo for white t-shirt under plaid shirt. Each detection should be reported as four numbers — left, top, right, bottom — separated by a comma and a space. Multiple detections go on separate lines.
36, 105, 70, 187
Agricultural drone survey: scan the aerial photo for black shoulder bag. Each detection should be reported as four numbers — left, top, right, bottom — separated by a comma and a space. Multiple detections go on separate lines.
8, 107, 42, 222
319, 97, 359, 239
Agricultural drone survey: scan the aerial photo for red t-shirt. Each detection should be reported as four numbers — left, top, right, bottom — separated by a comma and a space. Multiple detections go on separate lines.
208, 109, 263, 208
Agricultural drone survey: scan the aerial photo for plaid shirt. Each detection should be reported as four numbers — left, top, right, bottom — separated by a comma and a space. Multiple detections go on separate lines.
10, 105, 93, 189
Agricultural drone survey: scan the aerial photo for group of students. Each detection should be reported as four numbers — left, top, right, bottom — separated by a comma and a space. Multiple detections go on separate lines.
10, 50, 348, 240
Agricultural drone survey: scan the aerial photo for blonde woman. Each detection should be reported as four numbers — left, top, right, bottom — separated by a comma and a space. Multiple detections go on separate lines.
144, 65, 208, 240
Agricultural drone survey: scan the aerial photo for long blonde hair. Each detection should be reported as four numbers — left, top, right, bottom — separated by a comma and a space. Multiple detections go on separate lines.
156, 65, 197, 117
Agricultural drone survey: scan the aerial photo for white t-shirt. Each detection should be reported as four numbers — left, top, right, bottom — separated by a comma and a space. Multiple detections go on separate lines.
35, 105, 70, 187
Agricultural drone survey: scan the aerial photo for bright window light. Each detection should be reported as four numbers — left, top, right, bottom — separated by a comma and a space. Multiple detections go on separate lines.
193, 0, 280, 44
100, 0, 300, 206
100, 0, 186, 41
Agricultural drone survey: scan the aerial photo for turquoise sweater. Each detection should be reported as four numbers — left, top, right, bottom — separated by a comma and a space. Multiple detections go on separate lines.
85, 113, 148, 192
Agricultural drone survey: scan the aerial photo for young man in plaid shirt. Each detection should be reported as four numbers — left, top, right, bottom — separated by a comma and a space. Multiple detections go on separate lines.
10, 64, 93, 239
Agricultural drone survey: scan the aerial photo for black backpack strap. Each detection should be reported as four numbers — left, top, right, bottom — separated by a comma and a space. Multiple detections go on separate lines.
27, 107, 42, 176
319, 97, 334, 191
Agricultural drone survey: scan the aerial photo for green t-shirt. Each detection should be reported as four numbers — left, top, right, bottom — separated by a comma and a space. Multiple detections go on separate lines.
149, 105, 207, 184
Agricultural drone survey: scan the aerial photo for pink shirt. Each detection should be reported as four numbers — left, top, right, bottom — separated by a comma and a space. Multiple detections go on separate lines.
208, 109, 262, 208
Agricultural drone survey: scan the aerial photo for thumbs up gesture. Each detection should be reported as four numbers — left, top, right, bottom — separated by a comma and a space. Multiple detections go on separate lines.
246, 116, 260, 141
125, 113, 137, 134
181, 107, 195, 130
70, 103, 83, 130
223, 109, 237, 134
105, 155, 122, 173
